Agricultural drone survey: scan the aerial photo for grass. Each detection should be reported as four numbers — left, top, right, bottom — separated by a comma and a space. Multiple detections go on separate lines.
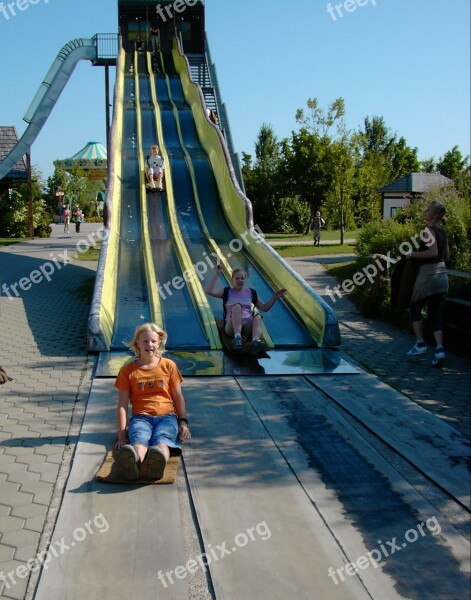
73, 242, 102, 261
323, 260, 358, 281
265, 229, 360, 242
0, 238, 26, 247
276, 243, 357, 258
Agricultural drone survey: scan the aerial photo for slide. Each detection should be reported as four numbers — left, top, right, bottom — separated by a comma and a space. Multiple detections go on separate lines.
88, 40, 342, 366
0, 38, 99, 181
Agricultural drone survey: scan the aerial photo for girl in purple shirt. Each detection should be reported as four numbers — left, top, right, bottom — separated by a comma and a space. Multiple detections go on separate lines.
206, 264, 286, 354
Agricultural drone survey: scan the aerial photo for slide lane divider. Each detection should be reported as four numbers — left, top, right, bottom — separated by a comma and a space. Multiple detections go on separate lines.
164, 67, 275, 349
135, 52, 164, 329
149, 53, 221, 349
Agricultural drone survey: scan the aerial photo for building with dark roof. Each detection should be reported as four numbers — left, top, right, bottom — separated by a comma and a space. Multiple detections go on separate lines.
379, 172, 453, 219
0, 126, 27, 190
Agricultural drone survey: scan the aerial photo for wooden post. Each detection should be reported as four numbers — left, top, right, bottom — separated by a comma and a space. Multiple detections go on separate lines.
26, 153, 34, 239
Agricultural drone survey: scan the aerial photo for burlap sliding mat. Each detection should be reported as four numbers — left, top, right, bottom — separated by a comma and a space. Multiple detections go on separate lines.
96, 448, 182, 485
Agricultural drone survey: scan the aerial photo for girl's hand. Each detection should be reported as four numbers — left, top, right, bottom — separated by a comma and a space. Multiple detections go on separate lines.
179, 423, 191, 441
216, 262, 223, 272
275, 288, 287, 299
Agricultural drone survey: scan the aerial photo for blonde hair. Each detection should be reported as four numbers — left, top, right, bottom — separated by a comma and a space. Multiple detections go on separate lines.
128, 323, 167, 357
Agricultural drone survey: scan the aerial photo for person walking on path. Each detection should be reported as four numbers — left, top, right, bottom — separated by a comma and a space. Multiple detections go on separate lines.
406, 201, 450, 367
63, 203, 70, 234
73, 206, 83, 234
311, 211, 326, 246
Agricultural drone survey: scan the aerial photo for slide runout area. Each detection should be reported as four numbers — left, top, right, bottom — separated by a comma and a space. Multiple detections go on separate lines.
159, 56, 314, 348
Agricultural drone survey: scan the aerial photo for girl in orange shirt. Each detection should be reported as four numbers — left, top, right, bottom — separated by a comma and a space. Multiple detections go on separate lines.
115, 323, 191, 480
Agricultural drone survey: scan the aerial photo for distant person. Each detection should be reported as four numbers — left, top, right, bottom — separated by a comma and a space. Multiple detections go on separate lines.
406, 201, 450, 367
96, 198, 104, 218
311, 211, 325, 246
145, 145, 165, 190
149, 24, 161, 53
73, 206, 83, 234
206, 108, 219, 126
63, 203, 70, 234
205, 263, 287, 355
135, 35, 144, 53
114, 323, 191, 481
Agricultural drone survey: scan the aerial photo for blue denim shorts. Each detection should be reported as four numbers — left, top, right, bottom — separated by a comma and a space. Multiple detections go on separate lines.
128, 414, 181, 449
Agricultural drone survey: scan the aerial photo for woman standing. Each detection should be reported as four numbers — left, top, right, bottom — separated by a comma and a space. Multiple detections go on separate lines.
406, 202, 450, 367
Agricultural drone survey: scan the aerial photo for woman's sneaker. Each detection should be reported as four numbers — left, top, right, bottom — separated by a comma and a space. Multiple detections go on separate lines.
406, 343, 428, 356
117, 444, 140, 480
432, 349, 446, 368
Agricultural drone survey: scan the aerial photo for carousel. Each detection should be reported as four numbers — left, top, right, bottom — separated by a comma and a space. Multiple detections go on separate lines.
54, 141, 107, 181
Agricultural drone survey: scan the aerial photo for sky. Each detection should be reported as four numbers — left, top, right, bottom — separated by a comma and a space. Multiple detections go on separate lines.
0, 0, 469, 182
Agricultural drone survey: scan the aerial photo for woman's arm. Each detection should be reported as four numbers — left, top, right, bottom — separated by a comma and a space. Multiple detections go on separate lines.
116, 390, 130, 448
171, 381, 191, 440
256, 288, 287, 312
409, 232, 438, 260
205, 264, 224, 298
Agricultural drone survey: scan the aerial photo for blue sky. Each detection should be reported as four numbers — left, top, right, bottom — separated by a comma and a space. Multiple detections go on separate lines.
0, 0, 469, 181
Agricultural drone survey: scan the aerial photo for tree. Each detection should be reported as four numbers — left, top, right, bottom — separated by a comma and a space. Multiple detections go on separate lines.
354, 116, 419, 219
436, 146, 470, 179
324, 134, 356, 243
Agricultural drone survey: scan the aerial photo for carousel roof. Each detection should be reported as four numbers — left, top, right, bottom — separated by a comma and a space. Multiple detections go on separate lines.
55, 141, 107, 180
70, 141, 107, 161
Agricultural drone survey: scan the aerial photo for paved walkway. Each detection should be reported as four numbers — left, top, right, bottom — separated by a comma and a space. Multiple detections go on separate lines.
286, 256, 471, 439
268, 238, 356, 247
0, 226, 469, 599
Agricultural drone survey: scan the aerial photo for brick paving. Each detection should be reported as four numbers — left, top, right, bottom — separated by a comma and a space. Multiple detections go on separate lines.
0, 224, 98, 599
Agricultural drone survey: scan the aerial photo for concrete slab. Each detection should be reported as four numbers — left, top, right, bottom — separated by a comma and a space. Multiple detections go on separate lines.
34, 379, 188, 600
236, 375, 470, 599
310, 373, 471, 509
183, 377, 377, 600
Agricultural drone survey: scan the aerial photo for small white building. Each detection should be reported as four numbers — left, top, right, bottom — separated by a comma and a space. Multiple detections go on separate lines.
379, 173, 453, 220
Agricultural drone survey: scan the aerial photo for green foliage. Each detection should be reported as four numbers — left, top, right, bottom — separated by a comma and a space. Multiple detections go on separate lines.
0, 189, 51, 238
395, 188, 471, 271
436, 145, 470, 179
356, 220, 418, 259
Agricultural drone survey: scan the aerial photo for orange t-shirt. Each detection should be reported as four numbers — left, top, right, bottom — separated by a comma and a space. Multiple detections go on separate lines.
114, 357, 183, 416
